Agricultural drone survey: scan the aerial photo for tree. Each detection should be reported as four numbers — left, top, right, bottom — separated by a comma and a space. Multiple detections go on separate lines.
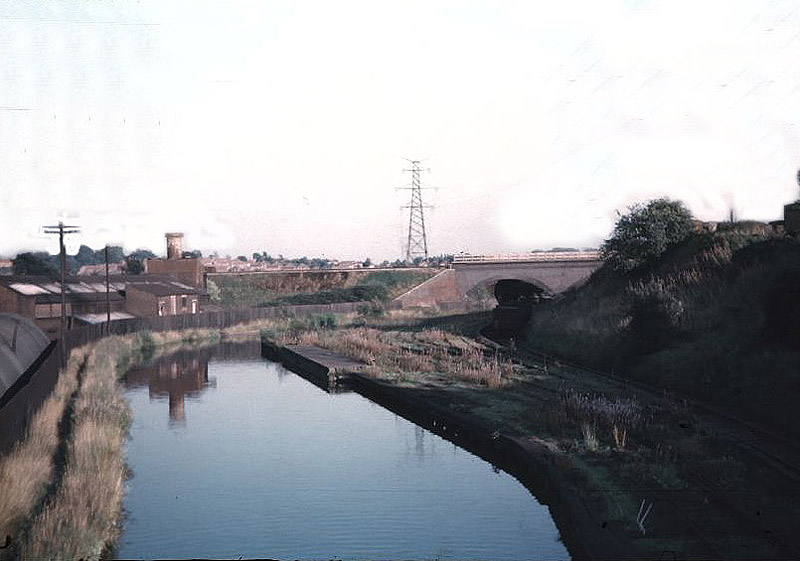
12, 252, 58, 277
75, 244, 98, 267
206, 278, 222, 303
182, 250, 202, 259
124, 248, 156, 275
601, 198, 694, 271
237, 255, 248, 262
105, 245, 125, 263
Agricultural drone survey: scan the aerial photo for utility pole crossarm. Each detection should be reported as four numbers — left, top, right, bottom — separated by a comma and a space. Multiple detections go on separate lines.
41, 221, 81, 343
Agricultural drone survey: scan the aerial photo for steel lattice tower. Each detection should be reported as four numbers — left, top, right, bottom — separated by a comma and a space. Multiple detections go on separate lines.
402, 160, 430, 261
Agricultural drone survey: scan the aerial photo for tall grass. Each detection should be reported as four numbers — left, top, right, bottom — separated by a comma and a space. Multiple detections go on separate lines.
0, 347, 88, 558
19, 337, 132, 560
292, 327, 516, 389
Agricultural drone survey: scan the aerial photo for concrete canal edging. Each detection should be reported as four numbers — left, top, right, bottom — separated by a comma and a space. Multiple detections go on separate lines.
262, 337, 627, 561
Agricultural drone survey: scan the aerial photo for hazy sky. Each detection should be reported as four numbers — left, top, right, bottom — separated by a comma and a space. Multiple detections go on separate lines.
2, 1, 799, 260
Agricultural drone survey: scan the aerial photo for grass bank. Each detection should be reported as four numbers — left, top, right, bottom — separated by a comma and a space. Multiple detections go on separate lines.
525, 225, 800, 440
211, 268, 436, 308
0, 347, 87, 559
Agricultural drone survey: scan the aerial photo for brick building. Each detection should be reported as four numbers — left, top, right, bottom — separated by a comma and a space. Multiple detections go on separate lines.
125, 278, 200, 317
0, 276, 126, 335
144, 232, 205, 288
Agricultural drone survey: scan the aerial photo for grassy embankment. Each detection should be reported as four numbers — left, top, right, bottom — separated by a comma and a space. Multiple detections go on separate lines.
210, 268, 436, 308
524, 223, 800, 440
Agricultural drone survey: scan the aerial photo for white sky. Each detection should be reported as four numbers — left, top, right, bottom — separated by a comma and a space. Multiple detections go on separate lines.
2, 0, 799, 260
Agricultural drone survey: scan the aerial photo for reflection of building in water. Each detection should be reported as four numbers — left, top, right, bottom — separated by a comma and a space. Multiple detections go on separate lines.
125, 350, 214, 426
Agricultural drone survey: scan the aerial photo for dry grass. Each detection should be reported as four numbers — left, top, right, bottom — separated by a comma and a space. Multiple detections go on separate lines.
0, 346, 88, 557
290, 326, 516, 389
19, 337, 132, 560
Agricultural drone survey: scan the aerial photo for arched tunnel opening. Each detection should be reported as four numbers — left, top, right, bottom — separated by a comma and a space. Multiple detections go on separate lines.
491, 279, 549, 335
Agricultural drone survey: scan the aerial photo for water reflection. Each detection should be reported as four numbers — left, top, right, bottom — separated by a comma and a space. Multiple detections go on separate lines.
119, 343, 571, 560
124, 341, 260, 426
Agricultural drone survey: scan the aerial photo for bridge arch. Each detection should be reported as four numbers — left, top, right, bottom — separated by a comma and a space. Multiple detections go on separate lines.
463, 274, 555, 305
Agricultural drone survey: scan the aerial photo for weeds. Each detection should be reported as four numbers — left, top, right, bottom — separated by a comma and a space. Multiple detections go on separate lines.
564, 390, 643, 451
0, 347, 88, 557
19, 337, 132, 560
582, 423, 599, 451
612, 424, 628, 451
290, 327, 516, 389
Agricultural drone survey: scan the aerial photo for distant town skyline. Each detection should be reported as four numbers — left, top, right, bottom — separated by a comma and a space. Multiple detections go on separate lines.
2, 1, 799, 260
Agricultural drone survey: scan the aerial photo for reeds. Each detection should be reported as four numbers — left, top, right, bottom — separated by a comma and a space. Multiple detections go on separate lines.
564, 390, 642, 452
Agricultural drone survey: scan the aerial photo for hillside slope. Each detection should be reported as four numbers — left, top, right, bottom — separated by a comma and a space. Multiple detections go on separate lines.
524, 223, 800, 440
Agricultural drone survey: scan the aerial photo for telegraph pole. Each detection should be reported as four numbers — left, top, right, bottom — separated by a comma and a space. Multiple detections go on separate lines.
105, 245, 111, 334
400, 159, 431, 261
43, 222, 80, 340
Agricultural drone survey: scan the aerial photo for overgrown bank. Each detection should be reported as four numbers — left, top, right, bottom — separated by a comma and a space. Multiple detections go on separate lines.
525, 225, 800, 440
210, 268, 436, 308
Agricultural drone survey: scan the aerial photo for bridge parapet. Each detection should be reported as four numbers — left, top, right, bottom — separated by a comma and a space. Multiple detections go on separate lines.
453, 251, 601, 264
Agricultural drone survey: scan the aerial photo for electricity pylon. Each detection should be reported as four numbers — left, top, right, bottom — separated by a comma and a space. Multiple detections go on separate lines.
400, 159, 431, 261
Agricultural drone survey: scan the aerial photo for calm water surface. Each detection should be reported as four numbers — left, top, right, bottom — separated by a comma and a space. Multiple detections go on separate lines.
117, 343, 570, 560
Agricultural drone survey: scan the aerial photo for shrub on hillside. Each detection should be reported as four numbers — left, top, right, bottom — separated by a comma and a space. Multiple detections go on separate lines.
601, 198, 694, 272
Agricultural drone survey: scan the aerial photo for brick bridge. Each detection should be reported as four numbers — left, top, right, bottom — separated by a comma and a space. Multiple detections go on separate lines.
395, 251, 603, 307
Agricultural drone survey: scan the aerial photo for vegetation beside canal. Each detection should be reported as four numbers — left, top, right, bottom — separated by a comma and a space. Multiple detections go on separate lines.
210, 268, 435, 308
4, 280, 798, 559
275, 311, 800, 559
524, 223, 800, 441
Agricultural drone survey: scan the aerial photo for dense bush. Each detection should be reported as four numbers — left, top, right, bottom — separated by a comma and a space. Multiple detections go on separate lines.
601, 198, 694, 271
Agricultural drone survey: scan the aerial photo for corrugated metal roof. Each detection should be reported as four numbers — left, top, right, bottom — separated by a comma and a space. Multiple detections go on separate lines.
0, 314, 51, 398
8, 283, 51, 295
73, 312, 137, 324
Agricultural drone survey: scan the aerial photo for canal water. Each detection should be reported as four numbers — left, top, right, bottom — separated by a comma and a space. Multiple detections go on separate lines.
116, 342, 570, 560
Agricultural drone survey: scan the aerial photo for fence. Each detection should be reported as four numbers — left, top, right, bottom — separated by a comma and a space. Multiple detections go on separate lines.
452, 251, 601, 264
0, 300, 395, 456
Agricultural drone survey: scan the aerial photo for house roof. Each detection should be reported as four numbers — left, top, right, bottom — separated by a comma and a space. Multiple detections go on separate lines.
0, 276, 127, 303
0, 274, 201, 302
126, 279, 199, 297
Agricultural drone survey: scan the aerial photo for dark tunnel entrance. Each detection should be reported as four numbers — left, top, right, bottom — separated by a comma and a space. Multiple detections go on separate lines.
491, 279, 549, 334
